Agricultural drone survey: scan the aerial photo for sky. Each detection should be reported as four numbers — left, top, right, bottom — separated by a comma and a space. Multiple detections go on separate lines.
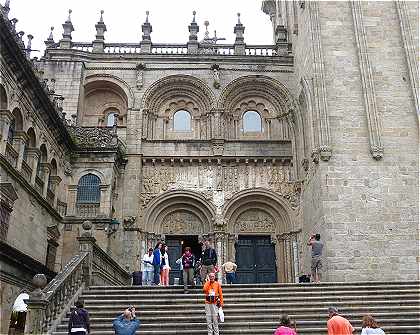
6, 0, 274, 58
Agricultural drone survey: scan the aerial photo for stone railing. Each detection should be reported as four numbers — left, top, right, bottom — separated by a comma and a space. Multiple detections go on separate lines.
25, 220, 131, 334
5, 142, 18, 168
35, 175, 44, 194
57, 200, 67, 217
46, 189, 55, 206
65, 41, 281, 57
76, 203, 100, 218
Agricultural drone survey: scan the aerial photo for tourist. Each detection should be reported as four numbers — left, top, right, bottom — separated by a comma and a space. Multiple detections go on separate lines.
361, 315, 385, 335
203, 272, 224, 335
307, 233, 323, 283
160, 244, 171, 286
222, 259, 237, 284
273, 314, 298, 335
142, 248, 154, 286
200, 239, 217, 282
9, 289, 29, 335
67, 301, 90, 335
152, 242, 162, 285
182, 246, 196, 293
327, 307, 354, 335
112, 306, 140, 335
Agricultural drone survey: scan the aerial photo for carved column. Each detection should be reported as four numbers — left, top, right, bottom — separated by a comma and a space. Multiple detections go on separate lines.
99, 185, 111, 216
24, 274, 48, 335
25, 148, 41, 185
214, 231, 227, 282
40, 163, 51, 198
67, 185, 78, 216
0, 109, 13, 155
227, 234, 237, 262
49, 176, 62, 207
12, 131, 28, 171
77, 221, 96, 286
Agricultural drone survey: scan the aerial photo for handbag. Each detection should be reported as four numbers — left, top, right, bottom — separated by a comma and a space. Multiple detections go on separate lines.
218, 307, 225, 323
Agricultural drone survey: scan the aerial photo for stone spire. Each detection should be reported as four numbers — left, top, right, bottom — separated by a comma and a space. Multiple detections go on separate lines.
3, 0, 10, 16
44, 27, 55, 48
26, 34, 33, 57
140, 11, 152, 53
93, 10, 107, 53
234, 13, 245, 55
60, 9, 74, 49
187, 11, 199, 53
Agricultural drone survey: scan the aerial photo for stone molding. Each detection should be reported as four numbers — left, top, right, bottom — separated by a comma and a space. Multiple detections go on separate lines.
395, 1, 419, 115
351, 1, 384, 160
308, 1, 332, 161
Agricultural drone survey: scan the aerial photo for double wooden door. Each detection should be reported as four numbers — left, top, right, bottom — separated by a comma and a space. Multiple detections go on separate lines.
235, 235, 277, 284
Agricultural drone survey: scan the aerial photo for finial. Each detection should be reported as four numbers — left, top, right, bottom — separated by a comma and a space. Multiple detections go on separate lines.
10, 17, 17, 29
48, 26, 54, 40
67, 9, 72, 22
99, 9, 104, 22
204, 20, 210, 39
145, 10, 149, 23
192, 10, 196, 23
4, 0, 10, 14
237, 13, 241, 24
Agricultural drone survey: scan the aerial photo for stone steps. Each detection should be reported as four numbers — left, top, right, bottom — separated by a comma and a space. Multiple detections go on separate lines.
52, 281, 420, 335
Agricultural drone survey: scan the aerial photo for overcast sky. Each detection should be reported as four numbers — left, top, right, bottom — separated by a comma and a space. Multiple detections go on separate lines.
6, 0, 274, 58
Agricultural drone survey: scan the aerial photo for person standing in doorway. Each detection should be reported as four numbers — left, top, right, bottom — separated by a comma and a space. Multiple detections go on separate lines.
327, 307, 354, 335
112, 306, 140, 335
307, 233, 323, 283
67, 301, 90, 335
203, 272, 224, 335
222, 260, 237, 284
142, 248, 154, 286
160, 244, 171, 286
200, 239, 217, 282
182, 246, 196, 293
8, 289, 29, 335
152, 242, 162, 285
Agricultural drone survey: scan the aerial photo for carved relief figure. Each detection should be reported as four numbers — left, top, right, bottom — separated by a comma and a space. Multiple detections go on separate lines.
235, 210, 275, 233
161, 211, 203, 235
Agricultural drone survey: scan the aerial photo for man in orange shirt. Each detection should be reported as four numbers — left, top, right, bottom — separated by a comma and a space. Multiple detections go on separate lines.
203, 272, 224, 335
327, 307, 354, 335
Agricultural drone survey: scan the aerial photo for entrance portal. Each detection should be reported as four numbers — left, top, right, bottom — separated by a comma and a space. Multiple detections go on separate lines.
235, 235, 277, 284
165, 235, 202, 285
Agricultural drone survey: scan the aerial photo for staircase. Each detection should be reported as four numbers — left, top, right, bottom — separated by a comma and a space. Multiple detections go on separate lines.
53, 281, 420, 335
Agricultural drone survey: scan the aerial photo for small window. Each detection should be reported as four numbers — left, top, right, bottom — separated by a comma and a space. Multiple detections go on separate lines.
76, 174, 101, 204
243, 111, 262, 132
106, 113, 117, 127
173, 110, 191, 131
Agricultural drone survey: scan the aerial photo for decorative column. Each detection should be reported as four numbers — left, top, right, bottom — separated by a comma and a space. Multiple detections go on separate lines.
25, 148, 41, 185
12, 130, 28, 171
77, 220, 96, 286
99, 184, 111, 216
24, 274, 48, 335
0, 109, 13, 155
92, 10, 107, 53
49, 175, 62, 207
40, 163, 51, 198
66, 185, 78, 216
233, 13, 245, 55
59, 9, 74, 49
140, 11, 152, 53
187, 11, 199, 53
275, 25, 288, 56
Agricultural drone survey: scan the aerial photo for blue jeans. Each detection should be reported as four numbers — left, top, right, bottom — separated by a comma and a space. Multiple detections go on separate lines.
142, 270, 154, 286
153, 264, 161, 285
226, 272, 236, 284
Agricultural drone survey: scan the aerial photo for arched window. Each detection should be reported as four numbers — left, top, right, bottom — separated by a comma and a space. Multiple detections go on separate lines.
243, 111, 262, 132
76, 174, 101, 204
173, 110, 191, 131
106, 112, 117, 127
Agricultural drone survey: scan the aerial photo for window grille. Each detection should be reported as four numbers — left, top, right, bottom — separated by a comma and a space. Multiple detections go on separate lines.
76, 174, 101, 204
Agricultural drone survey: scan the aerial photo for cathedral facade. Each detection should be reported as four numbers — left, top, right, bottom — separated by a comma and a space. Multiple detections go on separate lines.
0, 2, 418, 327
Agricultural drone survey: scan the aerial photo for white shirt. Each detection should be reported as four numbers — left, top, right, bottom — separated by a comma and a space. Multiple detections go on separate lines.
163, 253, 170, 269
13, 293, 29, 312
361, 327, 385, 335
142, 253, 154, 272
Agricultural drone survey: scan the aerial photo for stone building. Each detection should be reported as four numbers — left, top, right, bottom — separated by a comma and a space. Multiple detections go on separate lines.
0, 1, 418, 330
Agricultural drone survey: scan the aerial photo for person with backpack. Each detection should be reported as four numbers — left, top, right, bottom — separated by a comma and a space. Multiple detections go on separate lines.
273, 314, 298, 335
67, 301, 90, 335
182, 246, 196, 293
112, 306, 140, 335
200, 239, 217, 282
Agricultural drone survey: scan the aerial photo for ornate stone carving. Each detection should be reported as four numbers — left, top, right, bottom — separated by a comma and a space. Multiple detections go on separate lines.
123, 216, 137, 229
235, 210, 275, 233
68, 126, 118, 150
136, 63, 146, 89
211, 64, 221, 89
161, 211, 203, 234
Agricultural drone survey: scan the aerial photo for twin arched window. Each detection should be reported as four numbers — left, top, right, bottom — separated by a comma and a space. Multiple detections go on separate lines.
76, 174, 101, 204
173, 110, 191, 131
243, 111, 262, 132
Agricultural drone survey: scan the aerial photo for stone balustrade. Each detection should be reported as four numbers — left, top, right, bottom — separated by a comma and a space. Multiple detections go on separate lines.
24, 220, 131, 334
5, 142, 18, 168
